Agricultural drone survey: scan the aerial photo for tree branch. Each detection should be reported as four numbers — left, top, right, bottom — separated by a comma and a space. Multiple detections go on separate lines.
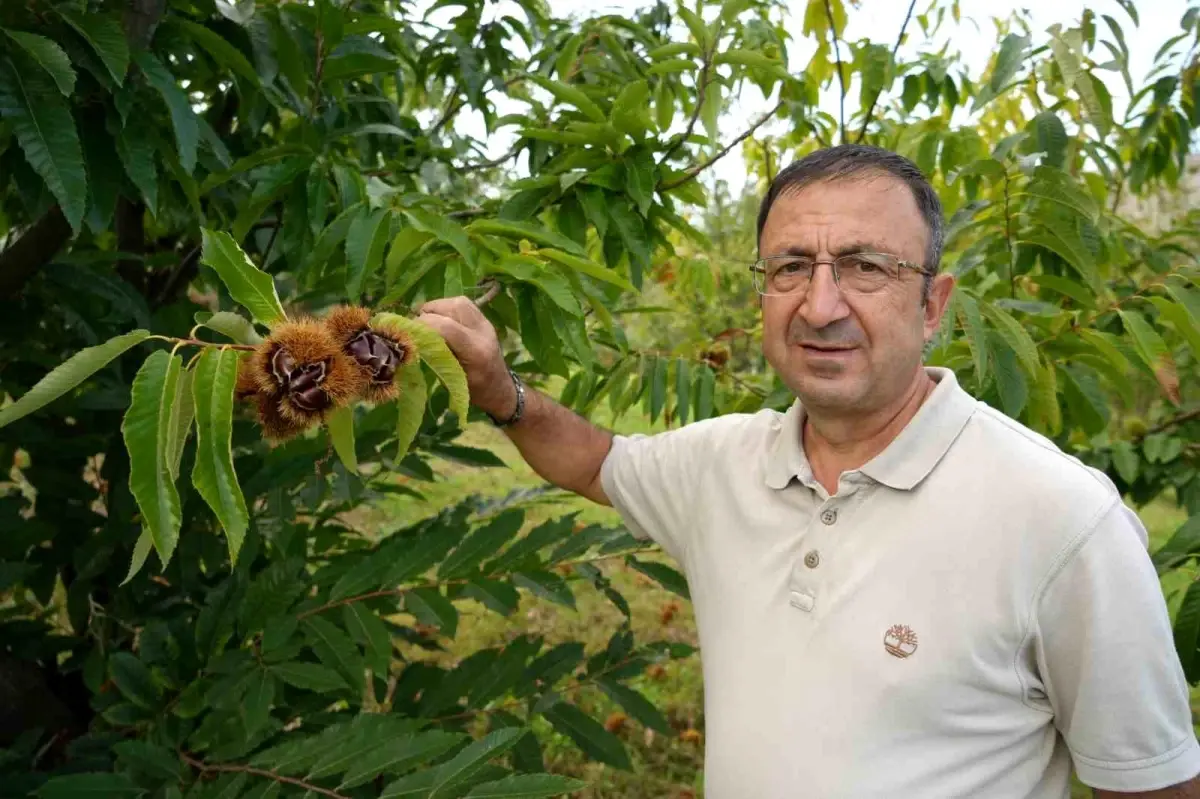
1142, 407, 1200, 438
151, 246, 201, 309
824, 0, 847, 145
658, 99, 784, 192
181, 753, 349, 799
459, 144, 521, 173
0, 206, 72, 298
856, 0, 917, 143
660, 57, 713, 164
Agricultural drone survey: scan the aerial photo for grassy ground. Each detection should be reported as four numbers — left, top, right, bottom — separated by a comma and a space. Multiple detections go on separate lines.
359, 400, 1193, 799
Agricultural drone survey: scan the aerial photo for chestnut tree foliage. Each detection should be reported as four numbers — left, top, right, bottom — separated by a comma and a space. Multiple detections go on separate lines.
0, 0, 1198, 796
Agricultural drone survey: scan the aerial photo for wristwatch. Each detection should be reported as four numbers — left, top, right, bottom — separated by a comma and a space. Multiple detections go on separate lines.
487, 366, 525, 427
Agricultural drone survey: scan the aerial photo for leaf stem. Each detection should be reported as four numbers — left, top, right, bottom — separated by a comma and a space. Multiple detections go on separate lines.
856, 0, 917, 143
181, 752, 350, 799
1002, 169, 1016, 298
660, 53, 714, 165
824, 0, 847, 145
150, 335, 258, 352
658, 99, 784, 191
1142, 406, 1200, 438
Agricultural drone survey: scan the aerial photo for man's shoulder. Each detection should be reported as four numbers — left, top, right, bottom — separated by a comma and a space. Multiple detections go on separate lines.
612, 407, 782, 456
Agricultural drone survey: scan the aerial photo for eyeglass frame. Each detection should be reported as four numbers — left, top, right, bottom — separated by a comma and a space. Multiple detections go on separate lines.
747, 252, 937, 297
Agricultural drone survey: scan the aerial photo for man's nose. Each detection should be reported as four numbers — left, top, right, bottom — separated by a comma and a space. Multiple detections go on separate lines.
798, 263, 850, 330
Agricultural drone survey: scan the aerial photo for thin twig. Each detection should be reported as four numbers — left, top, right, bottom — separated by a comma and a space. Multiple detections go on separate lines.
181, 753, 349, 799
309, 30, 325, 119
474, 279, 501, 307
154, 336, 258, 352
1003, 169, 1015, 298
824, 0, 847, 144
459, 144, 521, 173
260, 208, 282, 268
659, 99, 784, 191
856, 0, 917, 143
1142, 407, 1200, 438
429, 91, 463, 137
660, 57, 713, 164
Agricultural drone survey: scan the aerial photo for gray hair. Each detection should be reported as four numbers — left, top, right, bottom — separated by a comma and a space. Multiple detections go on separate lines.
755, 144, 945, 291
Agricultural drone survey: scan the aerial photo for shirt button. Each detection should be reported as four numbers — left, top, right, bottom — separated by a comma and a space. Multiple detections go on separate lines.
803, 550, 820, 569
820, 508, 838, 525
789, 591, 815, 612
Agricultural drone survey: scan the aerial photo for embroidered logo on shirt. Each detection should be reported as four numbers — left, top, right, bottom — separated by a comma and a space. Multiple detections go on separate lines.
884, 624, 918, 658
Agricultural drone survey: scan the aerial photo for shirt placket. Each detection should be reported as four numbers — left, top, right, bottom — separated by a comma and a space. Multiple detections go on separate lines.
788, 473, 866, 616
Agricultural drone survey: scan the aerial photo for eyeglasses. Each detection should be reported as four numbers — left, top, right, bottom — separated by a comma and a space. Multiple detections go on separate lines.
749, 252, 934, 297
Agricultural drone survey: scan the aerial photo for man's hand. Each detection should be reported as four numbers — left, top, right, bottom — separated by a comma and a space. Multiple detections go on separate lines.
417, 297, 516, 421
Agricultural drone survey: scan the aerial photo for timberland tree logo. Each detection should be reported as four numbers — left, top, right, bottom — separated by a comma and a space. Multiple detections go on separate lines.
884, 624, 918, 658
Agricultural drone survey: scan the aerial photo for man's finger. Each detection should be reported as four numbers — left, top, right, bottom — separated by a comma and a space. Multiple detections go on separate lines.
418, 296, 483, 329
416, 311, 474, 356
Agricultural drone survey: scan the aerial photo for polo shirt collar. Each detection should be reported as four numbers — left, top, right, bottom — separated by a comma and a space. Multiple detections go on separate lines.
764, 367, 978, 491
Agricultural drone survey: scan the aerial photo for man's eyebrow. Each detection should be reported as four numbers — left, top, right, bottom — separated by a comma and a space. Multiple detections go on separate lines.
768, 242, 892, 257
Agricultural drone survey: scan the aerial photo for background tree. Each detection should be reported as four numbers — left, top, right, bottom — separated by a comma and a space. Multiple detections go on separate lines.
0, 0, 1197, 797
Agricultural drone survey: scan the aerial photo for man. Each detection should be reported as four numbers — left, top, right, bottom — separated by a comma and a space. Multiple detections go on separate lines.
418, 144, 1200, 798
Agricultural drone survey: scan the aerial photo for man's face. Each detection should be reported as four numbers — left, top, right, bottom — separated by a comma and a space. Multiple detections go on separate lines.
757, 174, 954, 417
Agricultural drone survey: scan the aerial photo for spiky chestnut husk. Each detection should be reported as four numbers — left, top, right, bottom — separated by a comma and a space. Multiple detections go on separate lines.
323, 305, 416, 404
247, 319, 366, 426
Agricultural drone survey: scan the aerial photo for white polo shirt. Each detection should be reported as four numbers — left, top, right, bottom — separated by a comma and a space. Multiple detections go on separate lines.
600, 367, 1200, 798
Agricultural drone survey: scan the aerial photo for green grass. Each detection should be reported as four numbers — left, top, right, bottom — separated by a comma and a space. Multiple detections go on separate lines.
361, 401, 1193, 799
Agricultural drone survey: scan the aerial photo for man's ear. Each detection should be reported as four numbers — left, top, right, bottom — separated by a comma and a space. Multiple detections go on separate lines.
923, 272, 956, 343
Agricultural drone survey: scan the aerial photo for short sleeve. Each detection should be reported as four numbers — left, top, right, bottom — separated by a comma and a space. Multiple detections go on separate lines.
600, 421, 723, 564
1035, 499, 1200, 792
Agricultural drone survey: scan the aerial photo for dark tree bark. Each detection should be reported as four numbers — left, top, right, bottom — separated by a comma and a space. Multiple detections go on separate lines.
0, 206, 72, 298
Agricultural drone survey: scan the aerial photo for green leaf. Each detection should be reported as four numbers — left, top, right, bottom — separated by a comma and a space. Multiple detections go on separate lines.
244, 670, 275, 737
346, 207, 391, 302
110, 651, 160, 710
693, 365, 715, 420
172, 19, 261, 87
624, 148, 656, 217
1110, 440, 1139, 485
648, 357, 667, 423
674, 358, 691, 425
989, 33, 1030, 93
4, 30, 75, 96
608, 200, 651, 287
0, 329, 148, 429
270, 661, 349, 693
677, 6, 711, 50
134, 51, 199, 173
166, 366, 194, 480
326, 406, 358, 474
35, 773, 141, 798
536, 249, 632, 293
429, 728, 525, 798
647, 58, 696, 76
1032, 111, 1067, 167
322, 52, 399, 82
611, 79, 651, 139
468, 219, 588, 258
990, 335, 1028, 418
440, 510, 525, 580
527, 75, 606, 123
121, 528, 154, 586
596, 677, 670, 734
198, 311, 263, 345
342, 603, 392, 676
647, 42, 701, 60
200, 229, 288, 327
1018, 227, 1099, 290
403, 208, 478, 271
393, 361, 427, 461
701, 81, 722, 145
61, 12, 128, 85
114, 740, 181, 781
1029, 275, 1095, 308
466, 774, 588, 798
1174, 579, 1200, 683
714, 48, 785, 72
625, 556, 689, 599
115, 124, 158, 215
464, 578, 521, 616
1118, 310, 1173, 378
123, 351, 183, 567
405, 587, 458, 637
542, 702, 632, 770
486, 516, 577, 574
387, 227, 434, 286
955, 292, 990, 383
0, 62, 87, 231
303, 616, 365, 694
191, 348, 250, 563
1153, 516, 1200, 573
981, 303, 1040, 377
340, 731, 467, 789
372, 313, 469, 423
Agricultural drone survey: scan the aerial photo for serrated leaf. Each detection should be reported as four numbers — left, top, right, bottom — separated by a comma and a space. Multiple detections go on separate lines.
542, 702, 631, 770
403, 208, 477, 270
270, 661, 349, 693
989, 33, 1030, 93
342, 603, 392, 676
468, 218, 588, 258
114, 740, 181, 780
61, 12, 129, 85
625, 556, 689, 599
538, 249, 632, 292
648, 357, 668, 423
167, 366, 194, 480
1119, 309, 1178, 403
611, 79, 651, 139
35, 773, 141, 798
527, 75, 606, 123
1018, 226, 1099, 291
980, 303, 1040, 377
115, 123, 158, 215
123, 351, 183, 566
465, 578, 521, 616
1174, 579, 1200, 683
121, 528, 154, 586
486, 516, 577, 574
440, 511, 523, 579
1153, 516, 1200, 573
346, 207, 391, 302
0, 329, 148, 428
386, 227, 435, 287
512, 571, 575, 610
200, 229, 287, 327
135, 51, 198, 173
303, 616, 365, 695
198, 311, 263, 345
466, 774, 588, 798
393, 361, 427, 462
673, 359, 690, 425
326, 406, 358, 473
191, 349, 249, 563
678, 6, 710, 50
608, 200, 650, 287
596, 678, 670, 734
701, 81, 722, 145
340, 731, 467, 789
5, 31, 75, 96
244, 670, 274, 737
372, 313, 469, 422
429, 728, 525, 798
172, 19, 260, 87
624, 148, 656, 217
1032, 111, 1067, 167
468, 636, 542, 709
954, 292, 989, 383
693, 365, 715, 420
0, 61, 86, 230
1110, 440, 1139, 485
110, 651, 160, 710
406, 587, 458, 637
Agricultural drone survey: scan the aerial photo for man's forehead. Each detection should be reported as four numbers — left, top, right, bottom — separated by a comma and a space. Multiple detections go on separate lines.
761, 175, 927, 247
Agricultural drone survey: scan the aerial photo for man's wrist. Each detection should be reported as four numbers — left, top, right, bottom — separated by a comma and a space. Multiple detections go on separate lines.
484, 366, 524, 427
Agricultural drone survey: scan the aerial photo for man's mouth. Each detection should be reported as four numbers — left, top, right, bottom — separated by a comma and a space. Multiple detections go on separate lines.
799, 343, 856, 352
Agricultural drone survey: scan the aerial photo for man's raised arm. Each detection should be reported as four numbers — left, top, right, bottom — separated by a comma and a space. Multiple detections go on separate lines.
417, 297, 614, 506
